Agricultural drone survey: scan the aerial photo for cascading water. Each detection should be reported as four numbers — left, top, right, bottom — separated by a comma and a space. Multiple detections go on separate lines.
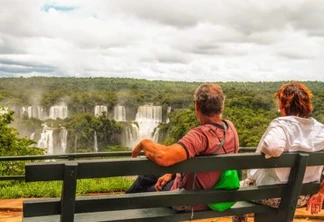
135, 104, 162, 140
113, 105, 126, 122
49, 104, 68, 119
37, 124, 54, 155
94, 131, 98, 152
36, 124, 68, 154
94, 105, 107, 117
21, 106, 47, 120
123, 123, 141, 148
166, 106, 172, 123
59, 127, 68, 154
121, 105, 163, 149
152, 128, 160, 142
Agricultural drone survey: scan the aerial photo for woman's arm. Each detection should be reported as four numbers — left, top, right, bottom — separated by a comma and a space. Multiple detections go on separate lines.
258, 127, 286, 158
306, 181, 324, 214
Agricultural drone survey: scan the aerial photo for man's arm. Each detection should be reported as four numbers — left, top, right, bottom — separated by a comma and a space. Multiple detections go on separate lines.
306, 181, 324, 214
132, 139, 187, 166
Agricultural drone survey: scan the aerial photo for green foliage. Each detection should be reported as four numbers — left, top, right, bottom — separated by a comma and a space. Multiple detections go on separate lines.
0, 108, 44, 176
162, 105, 199, 145
223, 106, 278, 147
103, 145, 131, 152
0, 177, 134, 199
11, 117, 43, 138
65, 112, 122, 152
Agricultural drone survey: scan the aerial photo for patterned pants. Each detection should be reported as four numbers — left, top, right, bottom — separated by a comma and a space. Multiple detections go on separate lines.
232, 178, 310, 222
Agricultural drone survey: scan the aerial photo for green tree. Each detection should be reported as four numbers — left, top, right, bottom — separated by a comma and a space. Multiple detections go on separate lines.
162, 105, 199, 145
66, 112, 122, 152
0, 107, 44, 176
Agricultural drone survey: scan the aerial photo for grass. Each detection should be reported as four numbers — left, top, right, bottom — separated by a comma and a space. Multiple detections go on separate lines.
0, 177, 135, 199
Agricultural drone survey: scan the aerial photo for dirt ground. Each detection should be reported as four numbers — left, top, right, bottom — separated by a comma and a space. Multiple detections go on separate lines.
0, 198, 323, 222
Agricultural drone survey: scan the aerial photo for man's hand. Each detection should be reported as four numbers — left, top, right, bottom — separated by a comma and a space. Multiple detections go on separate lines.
155, 173, 173, 191
306, 192, 324, 214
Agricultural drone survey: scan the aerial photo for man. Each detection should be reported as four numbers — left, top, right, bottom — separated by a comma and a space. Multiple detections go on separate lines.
126, 83, 239, 211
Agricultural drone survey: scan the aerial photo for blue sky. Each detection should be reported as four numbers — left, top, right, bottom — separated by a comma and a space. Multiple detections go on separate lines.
0, 0, 324, 82
41, 4, 76, 12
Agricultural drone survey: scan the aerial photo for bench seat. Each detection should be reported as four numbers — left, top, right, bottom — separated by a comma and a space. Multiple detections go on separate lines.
22, 152, 324, 222
24, 201, 275, 222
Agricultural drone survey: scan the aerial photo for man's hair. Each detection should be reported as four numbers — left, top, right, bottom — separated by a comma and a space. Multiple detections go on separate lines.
194, 83, 224, 117
274, 82, 313, 118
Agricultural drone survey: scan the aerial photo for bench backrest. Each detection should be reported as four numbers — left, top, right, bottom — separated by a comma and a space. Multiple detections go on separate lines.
24, 152, 324, 221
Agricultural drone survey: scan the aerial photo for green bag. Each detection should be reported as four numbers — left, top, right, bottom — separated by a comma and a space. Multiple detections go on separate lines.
207, 169, 240, 211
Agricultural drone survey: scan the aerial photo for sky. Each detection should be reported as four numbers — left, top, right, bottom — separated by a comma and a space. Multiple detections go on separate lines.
0, 0, 324, 82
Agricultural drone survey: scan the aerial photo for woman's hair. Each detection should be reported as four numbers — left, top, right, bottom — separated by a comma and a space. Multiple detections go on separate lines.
274, 82, 313, 117
194, 83, 224, 117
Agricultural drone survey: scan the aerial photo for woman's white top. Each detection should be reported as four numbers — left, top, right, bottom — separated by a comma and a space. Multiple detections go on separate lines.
248, 116, 324, 186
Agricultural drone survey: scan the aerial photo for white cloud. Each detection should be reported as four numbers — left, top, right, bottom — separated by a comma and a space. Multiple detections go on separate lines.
0, 0, 323, 81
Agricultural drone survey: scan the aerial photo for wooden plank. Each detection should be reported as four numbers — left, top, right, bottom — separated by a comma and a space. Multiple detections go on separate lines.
307, 152, 324, 166
25, 162, 64, 182
254, 153, 309, 222
22, 182, 319, 217
60, 162, 78, 222
280, 153, 309, 222
76, 153, 301, 178
24, 203, 273, 222
23, 198, 60, 217
25, 152, 312, 181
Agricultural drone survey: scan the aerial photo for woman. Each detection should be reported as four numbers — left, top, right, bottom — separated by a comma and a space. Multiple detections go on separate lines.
233, 82, 324, 222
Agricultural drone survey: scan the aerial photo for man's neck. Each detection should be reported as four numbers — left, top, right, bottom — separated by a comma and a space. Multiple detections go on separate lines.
199, 115, 223, 125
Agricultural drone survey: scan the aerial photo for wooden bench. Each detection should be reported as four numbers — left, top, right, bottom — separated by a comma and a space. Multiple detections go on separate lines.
23, 152, 324, 222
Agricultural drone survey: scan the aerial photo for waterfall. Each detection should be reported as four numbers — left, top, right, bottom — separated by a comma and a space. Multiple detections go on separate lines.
36, 124, 67, 154
37, 124, 54, 155
94, 131, 98, 152
94, 105, 107, 117
123, 123, 140, 148
49, 104, 68, 119
21, 106, 47, 120
59, 127, 68, 154
113, 105, 126, 122
74, 134, 78, 153
152, 128, 160, 142
166, 106, 172, 123
121, 104, 163, 148
135, 105, 162, 139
